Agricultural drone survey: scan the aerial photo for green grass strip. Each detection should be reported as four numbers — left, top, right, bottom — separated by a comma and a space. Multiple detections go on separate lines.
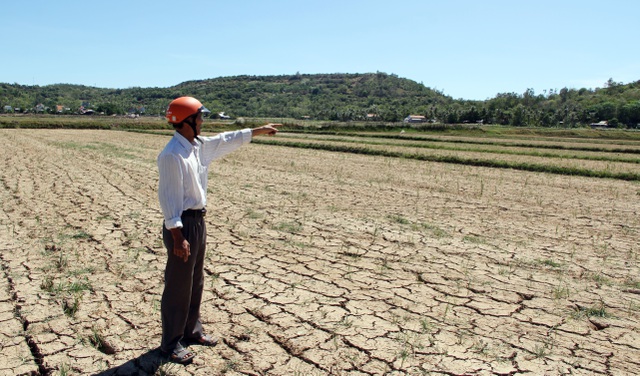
282, 134, 640, 164
297, 131, 640, 154
252, 139, 640, 181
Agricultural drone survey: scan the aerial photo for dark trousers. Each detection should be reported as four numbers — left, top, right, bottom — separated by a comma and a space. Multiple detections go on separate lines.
160, 215, 206, 353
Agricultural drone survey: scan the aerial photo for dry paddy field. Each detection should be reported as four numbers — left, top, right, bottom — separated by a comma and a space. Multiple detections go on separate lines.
0, 128, 639, 376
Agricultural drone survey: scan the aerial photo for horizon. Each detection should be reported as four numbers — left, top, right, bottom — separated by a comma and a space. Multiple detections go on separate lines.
1, 0, 639, 101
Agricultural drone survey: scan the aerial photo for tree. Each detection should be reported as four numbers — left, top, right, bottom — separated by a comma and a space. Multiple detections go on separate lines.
95, 103, 123, 115
511, 105, 526, 126
605, 78, 621, 88
619, 101, 640, 128
559, 87, 569, 103
595, 101, 617, 121
460, 106, 480, 123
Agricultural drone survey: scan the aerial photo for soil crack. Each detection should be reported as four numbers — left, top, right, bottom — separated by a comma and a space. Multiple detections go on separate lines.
1, 253, 51, 375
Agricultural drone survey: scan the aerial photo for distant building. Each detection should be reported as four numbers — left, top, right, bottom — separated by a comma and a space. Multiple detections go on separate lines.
404, 115, 426, 123
3, 105, 13, 113
56, 105, 71, 113
218, 112, 230, 119
590, 120, 608, 128
79, 105, 95, 115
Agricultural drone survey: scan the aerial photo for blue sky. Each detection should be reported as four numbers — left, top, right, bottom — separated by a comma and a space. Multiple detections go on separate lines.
1, 0, 638, 100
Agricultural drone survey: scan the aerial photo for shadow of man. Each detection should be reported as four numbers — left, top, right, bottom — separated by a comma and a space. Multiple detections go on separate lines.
92, 348, 168, 376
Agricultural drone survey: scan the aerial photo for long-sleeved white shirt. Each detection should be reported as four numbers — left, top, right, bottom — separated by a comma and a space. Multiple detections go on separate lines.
158, 129, 252, 229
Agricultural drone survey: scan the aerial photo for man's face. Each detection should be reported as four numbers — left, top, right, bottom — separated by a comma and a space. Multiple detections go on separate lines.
195, 112, 203, 135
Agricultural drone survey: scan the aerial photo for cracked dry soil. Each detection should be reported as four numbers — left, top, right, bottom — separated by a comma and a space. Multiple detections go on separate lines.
0, 129, 639, 375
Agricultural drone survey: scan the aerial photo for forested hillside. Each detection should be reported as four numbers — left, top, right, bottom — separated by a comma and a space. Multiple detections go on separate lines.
1, 73, 639, 127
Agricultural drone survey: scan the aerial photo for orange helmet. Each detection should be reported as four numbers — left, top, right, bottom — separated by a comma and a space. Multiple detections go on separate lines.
166, 97, 210, 124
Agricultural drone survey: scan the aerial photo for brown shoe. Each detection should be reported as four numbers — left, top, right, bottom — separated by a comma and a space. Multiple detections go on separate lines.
188, 334, 218, 347
162, 345, 196, 364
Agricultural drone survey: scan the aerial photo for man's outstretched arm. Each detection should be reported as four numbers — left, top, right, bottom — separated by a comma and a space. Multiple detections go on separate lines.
252, 123, 282, 137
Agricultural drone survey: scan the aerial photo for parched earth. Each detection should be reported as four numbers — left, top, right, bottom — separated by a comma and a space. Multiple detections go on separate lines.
0, 129, 638, 375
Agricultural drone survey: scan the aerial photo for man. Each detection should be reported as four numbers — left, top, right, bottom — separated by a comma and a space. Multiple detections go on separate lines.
157, 96, 280, 364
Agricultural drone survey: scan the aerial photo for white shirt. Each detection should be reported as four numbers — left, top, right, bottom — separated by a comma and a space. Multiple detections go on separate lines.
158, 129, 252, 229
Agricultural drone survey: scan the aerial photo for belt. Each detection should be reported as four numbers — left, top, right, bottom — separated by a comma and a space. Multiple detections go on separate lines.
182, 208, 207, 218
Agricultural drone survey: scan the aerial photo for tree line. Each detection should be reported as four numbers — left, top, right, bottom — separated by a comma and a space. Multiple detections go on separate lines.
1, 73, 639, 128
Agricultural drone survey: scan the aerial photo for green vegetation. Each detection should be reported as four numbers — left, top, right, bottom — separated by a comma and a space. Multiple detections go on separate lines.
274, 221, 303, 233
277, 134, 640, 167
1, 73, 639, 127
87, 327, 116, 355
571, 302, 611, 319
3, 94, 640, 183
251, 138, 640, 181
538, 259, 563, 268
2, 112, 639, 181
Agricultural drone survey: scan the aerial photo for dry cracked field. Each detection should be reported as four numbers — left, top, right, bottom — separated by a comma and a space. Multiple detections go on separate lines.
0, 128, 639, 375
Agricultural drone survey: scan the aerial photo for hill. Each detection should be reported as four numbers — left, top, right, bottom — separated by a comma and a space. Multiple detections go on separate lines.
0, 73, 451, 122
174, 73, 452, 121
1, 73, 639, 127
